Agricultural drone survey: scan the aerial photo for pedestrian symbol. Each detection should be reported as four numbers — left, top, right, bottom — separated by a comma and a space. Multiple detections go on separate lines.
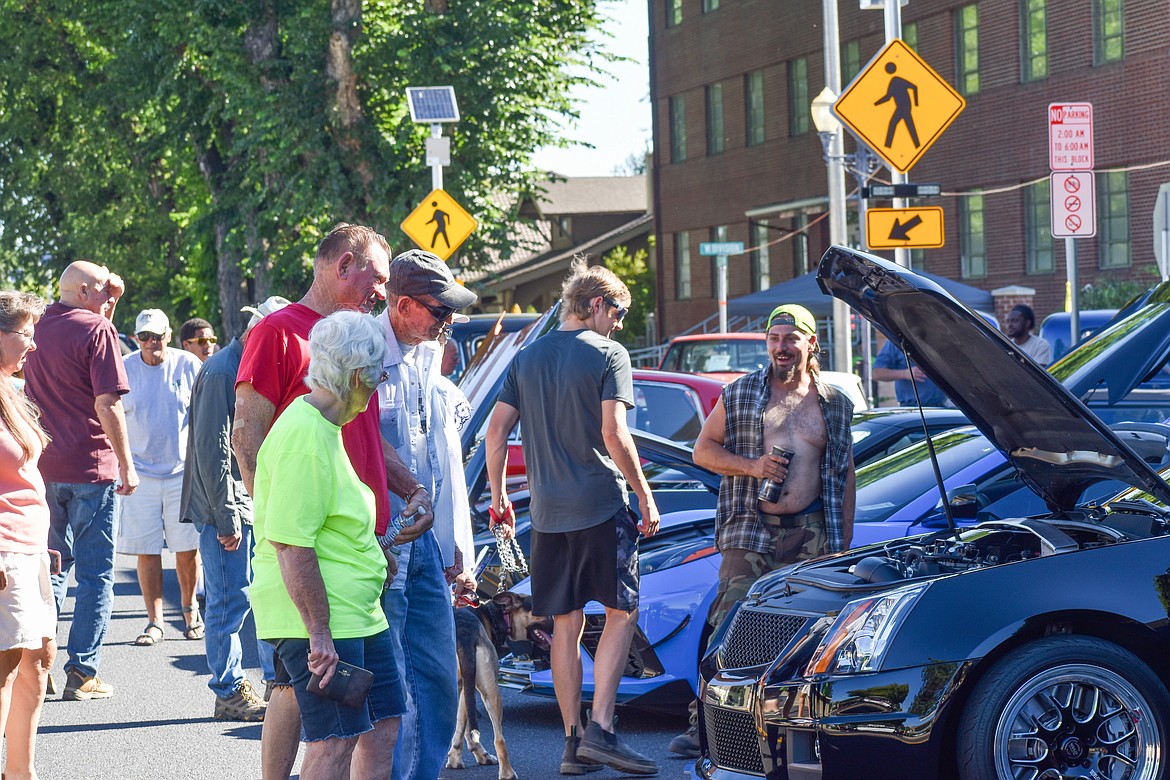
833, 39, 965, 174
401, 188, 478, 261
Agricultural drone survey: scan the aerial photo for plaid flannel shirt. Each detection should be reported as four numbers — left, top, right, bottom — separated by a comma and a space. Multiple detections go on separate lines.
714, 366, 854, 554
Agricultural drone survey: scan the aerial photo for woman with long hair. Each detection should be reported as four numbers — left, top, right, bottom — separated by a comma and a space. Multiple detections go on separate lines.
0, 290, 55, 780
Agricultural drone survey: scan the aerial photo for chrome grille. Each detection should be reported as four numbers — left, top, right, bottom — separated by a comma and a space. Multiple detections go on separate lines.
721, 608, 808, 669
705, 705, 764, 776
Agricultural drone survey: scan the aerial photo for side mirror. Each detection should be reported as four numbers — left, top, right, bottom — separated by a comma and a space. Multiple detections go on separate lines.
946, 483, 979, 520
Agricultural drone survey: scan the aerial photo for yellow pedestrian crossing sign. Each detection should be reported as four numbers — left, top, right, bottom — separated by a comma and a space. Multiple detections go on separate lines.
833, 39, 966, 174
401, 188, 477, 261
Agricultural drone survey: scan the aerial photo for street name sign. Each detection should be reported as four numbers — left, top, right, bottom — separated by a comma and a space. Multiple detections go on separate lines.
866, 207, 945, 249
862, 182, 942, 199
401, 188, 477, 261
1051, 172, 1096, 238
1049, 103, 1093, 171
833, 39, 966, 174
699, 241, 745, 256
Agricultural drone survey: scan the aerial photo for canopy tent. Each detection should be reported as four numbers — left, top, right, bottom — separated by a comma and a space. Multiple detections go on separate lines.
727, 269, 994, 319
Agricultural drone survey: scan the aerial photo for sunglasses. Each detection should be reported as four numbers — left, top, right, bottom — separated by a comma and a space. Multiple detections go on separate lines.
412, 298, 457, 324
603, 297, 629, 322
184, 336, 218, 346
136, 332, 164, 343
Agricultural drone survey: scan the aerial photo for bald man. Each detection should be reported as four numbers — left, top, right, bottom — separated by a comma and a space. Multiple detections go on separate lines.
24, 261, 137, 701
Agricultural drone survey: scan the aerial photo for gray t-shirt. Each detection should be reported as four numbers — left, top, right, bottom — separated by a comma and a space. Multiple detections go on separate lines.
123, 349, 202, 477
499, 328, 634, 533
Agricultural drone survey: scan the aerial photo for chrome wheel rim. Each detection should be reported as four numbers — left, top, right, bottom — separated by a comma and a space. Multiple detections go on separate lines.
992, 664, 1161, 780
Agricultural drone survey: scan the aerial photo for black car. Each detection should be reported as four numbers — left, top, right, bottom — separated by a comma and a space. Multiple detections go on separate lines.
849, 407, 969, 468
446, 312, 539, 382
692, 247, 1170, 780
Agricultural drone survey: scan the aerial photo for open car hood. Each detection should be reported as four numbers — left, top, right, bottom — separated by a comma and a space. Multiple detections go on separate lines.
818, 246, 1170, 511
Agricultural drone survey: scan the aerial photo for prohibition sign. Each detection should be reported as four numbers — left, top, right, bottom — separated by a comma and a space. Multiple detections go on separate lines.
1064, 195, 1082, 212
1050, 171, 1096, 238
1063, 176, 1081, 194
1065, 214, 1082, 231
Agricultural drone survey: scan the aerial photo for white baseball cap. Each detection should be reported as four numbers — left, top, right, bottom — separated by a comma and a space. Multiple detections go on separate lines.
241, 296, 292, 329
134, 309, 170, 335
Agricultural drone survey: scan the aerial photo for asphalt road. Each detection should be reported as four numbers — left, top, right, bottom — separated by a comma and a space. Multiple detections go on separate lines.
29, 553, 693, 779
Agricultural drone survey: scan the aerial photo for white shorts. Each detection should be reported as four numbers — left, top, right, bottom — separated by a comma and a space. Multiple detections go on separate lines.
118, 473, 199, 554
0, 551, 57, 650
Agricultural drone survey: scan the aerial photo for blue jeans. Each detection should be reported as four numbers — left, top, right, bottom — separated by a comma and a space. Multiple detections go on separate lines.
198, 523, 275, 698
46, 481, 118, 679
382, 530, 457, 780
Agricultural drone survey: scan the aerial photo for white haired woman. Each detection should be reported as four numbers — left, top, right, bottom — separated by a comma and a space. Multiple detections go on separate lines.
251, 310, 404, 780
0, 291, 56, 780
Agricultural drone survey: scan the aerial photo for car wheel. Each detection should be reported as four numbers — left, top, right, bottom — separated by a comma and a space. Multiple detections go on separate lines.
958, 636, 1169, 780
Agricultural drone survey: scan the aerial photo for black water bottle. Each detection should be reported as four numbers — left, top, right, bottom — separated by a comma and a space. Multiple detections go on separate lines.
758, 446, 795, 503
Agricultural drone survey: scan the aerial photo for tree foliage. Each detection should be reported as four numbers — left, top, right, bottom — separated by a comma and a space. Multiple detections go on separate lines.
603, 241, 654, 348
0, 0, 611, 334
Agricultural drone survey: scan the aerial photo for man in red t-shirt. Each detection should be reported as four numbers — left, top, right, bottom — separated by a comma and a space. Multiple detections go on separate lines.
24, 261, 137, 702
233, 223, 433, 780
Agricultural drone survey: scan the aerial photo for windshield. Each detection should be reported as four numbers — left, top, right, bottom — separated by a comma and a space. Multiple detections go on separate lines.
854, 428, 996, 524
662, 339, 768, 374
628, 381, 705, 444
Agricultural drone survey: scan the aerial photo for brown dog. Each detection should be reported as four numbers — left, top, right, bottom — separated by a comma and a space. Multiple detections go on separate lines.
446, 591, 552, 780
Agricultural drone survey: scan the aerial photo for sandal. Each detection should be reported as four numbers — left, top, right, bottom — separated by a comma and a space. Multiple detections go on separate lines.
183, 605, 205, 641
134, 622, 165, 646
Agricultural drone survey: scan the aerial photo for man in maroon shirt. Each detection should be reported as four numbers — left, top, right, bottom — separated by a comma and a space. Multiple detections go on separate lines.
24, 261, 138, 701
233, 224, 433, 780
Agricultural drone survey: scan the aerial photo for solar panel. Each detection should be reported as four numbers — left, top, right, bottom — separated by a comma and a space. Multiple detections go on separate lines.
406, 87, 460, 123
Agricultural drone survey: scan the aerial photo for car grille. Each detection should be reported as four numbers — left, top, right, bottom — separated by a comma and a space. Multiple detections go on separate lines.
705, 705, 764, 776
580, 615, 664, 678
721, 608, 809, 669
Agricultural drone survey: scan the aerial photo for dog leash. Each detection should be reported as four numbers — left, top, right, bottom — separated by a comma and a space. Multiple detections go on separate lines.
489, 505, 528, 595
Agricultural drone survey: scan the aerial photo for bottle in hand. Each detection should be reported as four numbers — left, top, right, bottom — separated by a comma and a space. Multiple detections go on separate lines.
758, 446, 795, 503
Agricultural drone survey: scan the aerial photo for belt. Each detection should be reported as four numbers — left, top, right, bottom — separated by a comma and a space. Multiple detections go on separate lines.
759, 508, 825, 529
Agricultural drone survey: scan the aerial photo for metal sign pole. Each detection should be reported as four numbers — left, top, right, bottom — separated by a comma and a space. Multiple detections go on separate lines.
431, 123, 444, 191
1066, 237, 1079, 340
882, 0, 910, 268
717, 256, 729, 333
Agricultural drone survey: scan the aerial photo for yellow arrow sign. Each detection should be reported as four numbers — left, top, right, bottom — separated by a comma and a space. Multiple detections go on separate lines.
866, 207, 945, 250
401, 188, 478, 261
833, 39, 966, 173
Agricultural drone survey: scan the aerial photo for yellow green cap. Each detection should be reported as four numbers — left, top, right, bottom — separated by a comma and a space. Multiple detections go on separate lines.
766, 304, 816, 335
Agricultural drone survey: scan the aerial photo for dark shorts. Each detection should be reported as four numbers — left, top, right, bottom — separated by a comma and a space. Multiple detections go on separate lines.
271, 629, 406, 742
531, 506, 640, 616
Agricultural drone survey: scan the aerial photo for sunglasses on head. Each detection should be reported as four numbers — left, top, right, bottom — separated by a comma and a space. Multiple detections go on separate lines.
413, 297, 457, 323
603, 297, 629, 322
184, 336, 217, 345
137, 332, 164, 343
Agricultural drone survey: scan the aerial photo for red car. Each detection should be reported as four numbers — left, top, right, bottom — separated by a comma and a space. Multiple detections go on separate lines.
658, 332, 767, 383
504, 368, 725, 478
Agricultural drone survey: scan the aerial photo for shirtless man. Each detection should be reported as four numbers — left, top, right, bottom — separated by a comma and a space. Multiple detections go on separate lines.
668, 304, 855, 758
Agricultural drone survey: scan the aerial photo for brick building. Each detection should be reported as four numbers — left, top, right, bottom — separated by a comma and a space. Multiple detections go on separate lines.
649, 0, 1170, 347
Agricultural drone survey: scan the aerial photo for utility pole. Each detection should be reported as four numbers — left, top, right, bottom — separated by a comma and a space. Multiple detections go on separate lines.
822, 0, 853, 374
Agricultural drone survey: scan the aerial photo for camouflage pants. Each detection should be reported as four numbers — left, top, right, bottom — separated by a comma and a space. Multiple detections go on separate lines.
706, 510, 827, 639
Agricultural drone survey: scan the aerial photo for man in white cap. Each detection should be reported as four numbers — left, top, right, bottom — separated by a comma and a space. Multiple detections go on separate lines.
120, 309, 204, 647
181, 296, 290, 722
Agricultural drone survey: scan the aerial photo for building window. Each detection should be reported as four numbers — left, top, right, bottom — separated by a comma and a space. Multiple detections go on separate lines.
670, 95, 687, 163
1022, 0, 1047, 81
701, 0, 719, 12
909, 249, 926, 272
903, 22, 918, 51
788, 57, 809, 136
960, 192, 986, 279
955, 4, 980, 95
706, 83, 724, 156
1094, 0, 1123, 64
751, 221, 771, 292
709, 226, 727, 298
666, 0, 682, 28
745, 70, 765, 146
675, 231, 692, 299
1098, 171, 1130, 268
843, 40, 862, 84
1025, 179, 1054, 274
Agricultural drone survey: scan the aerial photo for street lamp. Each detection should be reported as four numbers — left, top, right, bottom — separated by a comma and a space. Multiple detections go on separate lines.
811, 86, 882, 403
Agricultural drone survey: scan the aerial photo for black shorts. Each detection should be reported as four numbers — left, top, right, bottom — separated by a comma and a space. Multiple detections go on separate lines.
530, 506, 640, 616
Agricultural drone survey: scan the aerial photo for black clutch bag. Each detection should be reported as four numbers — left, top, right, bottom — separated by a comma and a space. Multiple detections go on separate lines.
307, 660, 374, 708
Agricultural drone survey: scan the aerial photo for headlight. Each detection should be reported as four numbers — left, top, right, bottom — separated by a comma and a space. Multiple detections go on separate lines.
804, 582, 929, 676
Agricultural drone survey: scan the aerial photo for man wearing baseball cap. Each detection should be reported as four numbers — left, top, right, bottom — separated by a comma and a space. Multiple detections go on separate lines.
669, 303, 856, 758
376, 249, 478, 780
180, 295, 290, 722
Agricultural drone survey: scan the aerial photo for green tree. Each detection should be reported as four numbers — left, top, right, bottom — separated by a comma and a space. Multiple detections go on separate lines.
1080, 266, 1160, 309
603, 241, 654, 348
0, 0, 611, 334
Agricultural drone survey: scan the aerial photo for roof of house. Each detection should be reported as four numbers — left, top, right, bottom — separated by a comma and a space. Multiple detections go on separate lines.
520, 175, 647, 217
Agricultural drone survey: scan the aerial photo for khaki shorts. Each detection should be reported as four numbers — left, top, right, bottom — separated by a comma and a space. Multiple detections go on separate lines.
118, 473, 199, 554
0, 551, 57, 650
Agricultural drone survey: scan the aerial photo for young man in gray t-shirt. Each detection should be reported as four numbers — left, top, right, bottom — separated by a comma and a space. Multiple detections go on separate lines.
487, 261, 661, 776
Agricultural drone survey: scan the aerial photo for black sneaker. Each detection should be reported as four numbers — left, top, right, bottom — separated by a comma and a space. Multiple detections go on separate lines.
561, 727, 604, 775
577, 720, 658, 776
668, 723, 700, 758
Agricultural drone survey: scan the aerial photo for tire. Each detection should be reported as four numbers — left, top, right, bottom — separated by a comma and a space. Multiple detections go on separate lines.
958, 636, 1170, 780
